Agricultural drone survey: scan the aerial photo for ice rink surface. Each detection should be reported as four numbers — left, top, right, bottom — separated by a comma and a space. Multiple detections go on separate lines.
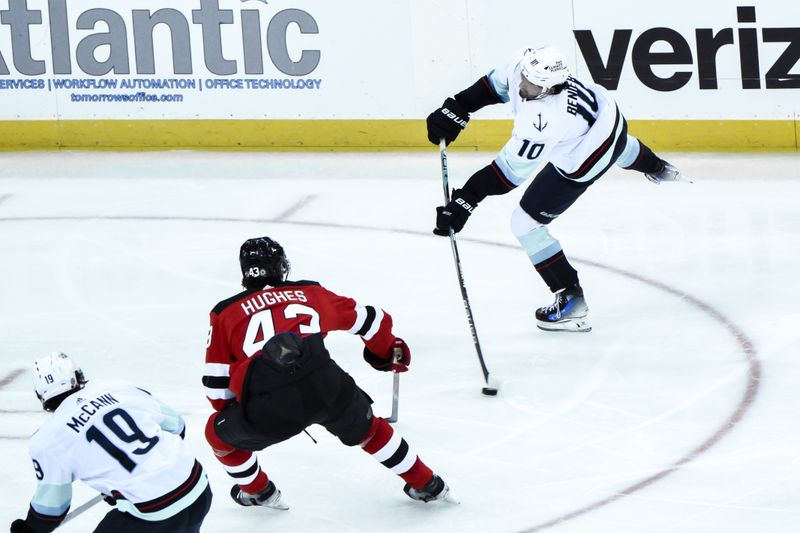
1, 150, 798, 532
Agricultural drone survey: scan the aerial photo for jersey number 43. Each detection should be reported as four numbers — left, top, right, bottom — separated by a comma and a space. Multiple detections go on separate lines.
242, 304, 321, 357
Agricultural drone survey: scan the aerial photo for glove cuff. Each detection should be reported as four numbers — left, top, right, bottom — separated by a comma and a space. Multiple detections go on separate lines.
454, 75, 504, 113
452, 188, 481, 213
363, 347, 392, 371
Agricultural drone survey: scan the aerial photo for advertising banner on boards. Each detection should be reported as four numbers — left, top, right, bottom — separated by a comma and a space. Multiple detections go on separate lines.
0, 0, 797, 149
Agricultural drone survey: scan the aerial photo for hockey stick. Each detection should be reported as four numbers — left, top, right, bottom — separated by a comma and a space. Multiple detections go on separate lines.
386, 355, 400, 423
57, 494, 104, 528
438, 139, 499, 396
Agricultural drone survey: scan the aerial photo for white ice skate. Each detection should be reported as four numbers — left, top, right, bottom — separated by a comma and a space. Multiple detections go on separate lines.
230, 481, 289, 510
646, 161, 693, 184
404, 475, 459, 504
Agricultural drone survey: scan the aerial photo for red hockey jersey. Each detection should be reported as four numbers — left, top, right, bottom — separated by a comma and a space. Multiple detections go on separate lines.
202, 280, 398, 411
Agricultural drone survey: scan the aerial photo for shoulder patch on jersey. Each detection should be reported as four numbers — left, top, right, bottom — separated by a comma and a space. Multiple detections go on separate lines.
212, 288, 260, 314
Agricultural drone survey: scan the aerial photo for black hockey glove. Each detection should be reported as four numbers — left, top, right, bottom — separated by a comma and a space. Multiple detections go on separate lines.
363, 338, 411, 373
433, 189, 479, 236
426, 97, 469, 145
10, 519, 35, 533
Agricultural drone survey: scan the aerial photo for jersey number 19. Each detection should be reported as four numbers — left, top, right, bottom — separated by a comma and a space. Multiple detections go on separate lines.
85, 408, 159, 472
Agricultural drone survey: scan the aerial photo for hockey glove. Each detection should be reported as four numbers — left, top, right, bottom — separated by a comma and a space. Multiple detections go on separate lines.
433, 189, 479, 236
426, 97, 469, 146
363, 338, 411, 373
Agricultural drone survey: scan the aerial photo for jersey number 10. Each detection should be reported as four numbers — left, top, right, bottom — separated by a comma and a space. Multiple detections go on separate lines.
517, 139, 545, 160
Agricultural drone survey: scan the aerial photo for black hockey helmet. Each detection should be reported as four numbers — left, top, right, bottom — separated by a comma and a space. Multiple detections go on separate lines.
239, 236, 290, 289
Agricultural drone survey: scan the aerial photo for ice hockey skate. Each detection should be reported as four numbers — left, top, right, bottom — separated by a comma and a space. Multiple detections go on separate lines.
645, 161, 692, 184
403, 475, 458, 503
230, 481, 289, 510
535, 285, 591, 332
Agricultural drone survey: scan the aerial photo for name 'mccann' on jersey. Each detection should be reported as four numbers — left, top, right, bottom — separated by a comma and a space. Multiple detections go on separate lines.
27, 381, 208, 524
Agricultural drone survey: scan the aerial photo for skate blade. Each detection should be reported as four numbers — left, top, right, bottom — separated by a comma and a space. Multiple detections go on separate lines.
267, 502, 290, 511
263, 493, 290, 511
434, 486, 460, 505
442, 491, 461, 505
536, 318, 592, 332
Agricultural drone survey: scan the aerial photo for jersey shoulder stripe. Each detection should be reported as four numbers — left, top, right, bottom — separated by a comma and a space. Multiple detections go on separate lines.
564, 106, 622, 180
212, 288, 258, 314
212, 281, 322, 314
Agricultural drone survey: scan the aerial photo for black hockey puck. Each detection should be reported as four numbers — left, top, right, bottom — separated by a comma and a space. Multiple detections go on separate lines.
481, 387, 498, 396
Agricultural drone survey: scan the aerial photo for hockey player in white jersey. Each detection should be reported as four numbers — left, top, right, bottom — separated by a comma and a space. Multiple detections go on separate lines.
10, 352, 212, 533
428, 46, 688, 332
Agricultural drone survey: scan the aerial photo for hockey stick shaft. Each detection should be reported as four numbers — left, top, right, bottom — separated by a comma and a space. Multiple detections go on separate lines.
58, 494, 104, 527
387, 371, 400, 423
387, 354, 400, 423
439, 139, 492, 384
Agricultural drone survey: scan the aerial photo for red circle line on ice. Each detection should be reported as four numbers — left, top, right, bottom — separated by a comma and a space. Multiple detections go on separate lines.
466, 238, 760, 533
0, 215, 760, 531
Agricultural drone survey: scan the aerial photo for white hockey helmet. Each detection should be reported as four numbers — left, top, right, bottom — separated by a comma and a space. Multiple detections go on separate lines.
32, 352, 87, 410
521, 46, 570, 89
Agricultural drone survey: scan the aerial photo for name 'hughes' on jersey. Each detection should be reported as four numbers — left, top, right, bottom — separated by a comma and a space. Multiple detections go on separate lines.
202, 280, 398, 411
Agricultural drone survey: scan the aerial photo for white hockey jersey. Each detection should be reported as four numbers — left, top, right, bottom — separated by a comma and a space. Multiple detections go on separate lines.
488, 49, 626, 184
28, 381, 208, 522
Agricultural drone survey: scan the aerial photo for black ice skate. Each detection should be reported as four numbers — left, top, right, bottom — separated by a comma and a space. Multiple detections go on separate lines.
645, 160, 692, 184
404, 474, 457, 503
230, 480, 289, 510
535, 285, 591, 332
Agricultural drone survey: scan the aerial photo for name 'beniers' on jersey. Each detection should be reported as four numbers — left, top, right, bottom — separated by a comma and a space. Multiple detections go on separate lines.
488, 48, 625, 185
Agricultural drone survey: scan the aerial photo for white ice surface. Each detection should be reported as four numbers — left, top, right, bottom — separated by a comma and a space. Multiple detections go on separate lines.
1, 151, 799, 532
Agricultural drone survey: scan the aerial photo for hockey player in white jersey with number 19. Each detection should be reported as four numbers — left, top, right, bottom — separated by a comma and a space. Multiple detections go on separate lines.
10, 352, 212, 533
428, 45, 689, 332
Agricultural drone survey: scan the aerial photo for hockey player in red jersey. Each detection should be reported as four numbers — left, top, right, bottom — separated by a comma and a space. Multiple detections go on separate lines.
202, 236, 452, 509
428, 45, 690, 332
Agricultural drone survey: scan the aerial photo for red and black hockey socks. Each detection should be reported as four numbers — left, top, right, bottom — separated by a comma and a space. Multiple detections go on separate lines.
204, 413, 269, 494
360, 417, 434, 490
206, 413, 439, 495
